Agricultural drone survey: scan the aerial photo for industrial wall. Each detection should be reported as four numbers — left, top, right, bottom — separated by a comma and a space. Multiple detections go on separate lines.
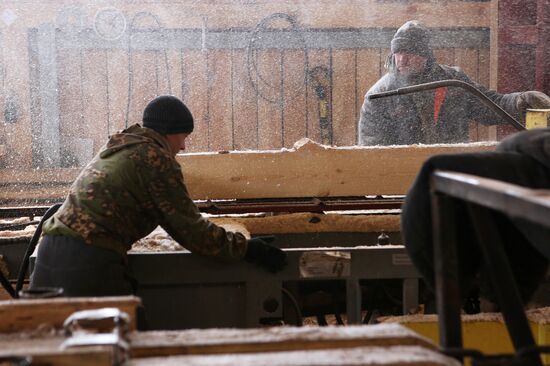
0, 0, 523, 170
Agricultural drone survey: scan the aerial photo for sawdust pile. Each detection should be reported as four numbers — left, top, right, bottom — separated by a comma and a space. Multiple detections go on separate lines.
0, 217, 32, 226
131, 226, 185, 252
0, 224, 37, 240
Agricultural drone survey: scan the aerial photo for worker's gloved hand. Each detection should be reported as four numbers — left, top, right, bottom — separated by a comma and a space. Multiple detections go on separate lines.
244, 236, 287, 273
516, 91, 550, 111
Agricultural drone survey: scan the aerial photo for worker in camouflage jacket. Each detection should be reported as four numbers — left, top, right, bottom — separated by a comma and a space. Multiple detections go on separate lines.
358, 20, 550, 146
30, 95, 287, 298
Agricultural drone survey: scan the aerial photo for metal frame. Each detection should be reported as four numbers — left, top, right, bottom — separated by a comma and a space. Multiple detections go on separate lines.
0, 196, 403, 218
128, 245, 419, 330
430, 170, 550, 366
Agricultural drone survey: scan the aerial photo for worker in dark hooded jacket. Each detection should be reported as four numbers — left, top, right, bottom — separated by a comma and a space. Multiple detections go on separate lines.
30, 95, 287, 297
402, 127, 550, 309
358, 20, 550, 146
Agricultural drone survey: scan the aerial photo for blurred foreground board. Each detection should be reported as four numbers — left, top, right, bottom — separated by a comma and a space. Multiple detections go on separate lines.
1, 323, 461, 366
0, 295, 141, 333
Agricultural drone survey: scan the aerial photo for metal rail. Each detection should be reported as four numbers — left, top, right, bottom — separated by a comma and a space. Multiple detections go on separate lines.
368, 79, 525, 131
0, 196, 403, 219
431, 170, 547, 366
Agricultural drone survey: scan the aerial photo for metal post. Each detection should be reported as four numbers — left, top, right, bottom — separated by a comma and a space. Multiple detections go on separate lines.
468, 203, 542, 366
346, 278, 361, 324
402, 278, 419, 315
431, 189, 463, 357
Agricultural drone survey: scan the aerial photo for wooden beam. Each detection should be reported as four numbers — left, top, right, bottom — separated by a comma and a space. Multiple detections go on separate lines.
178, 139, 497, 200
0, 296, 141, 333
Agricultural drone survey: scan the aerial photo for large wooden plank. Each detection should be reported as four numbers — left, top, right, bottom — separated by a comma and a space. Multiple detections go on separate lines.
177, 139, 497, 200
0, 296, 141, 333
0, 141, 495, 201
129, 345, 459, 366
0, 141, 497, 203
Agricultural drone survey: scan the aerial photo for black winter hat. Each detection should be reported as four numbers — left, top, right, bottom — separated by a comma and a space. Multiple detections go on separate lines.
390, 20, 433, 58
142, 95, 194, 135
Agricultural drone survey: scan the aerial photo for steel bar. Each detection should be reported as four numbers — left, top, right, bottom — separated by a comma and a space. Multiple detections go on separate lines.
468, 203, 542, 366
431, 171, 550, 228
368, 80, 525, 131
430, 190, 463, 359
0, 197, 403, 219
431, 170, 549, 365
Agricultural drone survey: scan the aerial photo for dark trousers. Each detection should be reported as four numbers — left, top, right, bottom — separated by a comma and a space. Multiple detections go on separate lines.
30, 235, 135, 297
401, 151, 550, 302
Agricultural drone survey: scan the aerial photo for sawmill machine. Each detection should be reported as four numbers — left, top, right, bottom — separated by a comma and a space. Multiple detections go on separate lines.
0, 138, 500, 330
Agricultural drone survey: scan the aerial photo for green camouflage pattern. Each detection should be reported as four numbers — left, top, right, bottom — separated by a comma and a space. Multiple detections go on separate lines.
43, 124, 248, 259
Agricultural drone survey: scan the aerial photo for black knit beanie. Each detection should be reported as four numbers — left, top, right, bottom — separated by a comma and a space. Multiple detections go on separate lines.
390, 20, 433, 58
142, 95, 194, 135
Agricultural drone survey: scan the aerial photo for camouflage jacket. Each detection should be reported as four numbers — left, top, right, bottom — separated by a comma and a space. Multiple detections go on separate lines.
358, 63, 521, 146
43, 124, 248, 259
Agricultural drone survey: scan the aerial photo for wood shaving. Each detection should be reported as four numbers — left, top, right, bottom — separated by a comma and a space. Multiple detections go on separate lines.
0, 225, 36, 239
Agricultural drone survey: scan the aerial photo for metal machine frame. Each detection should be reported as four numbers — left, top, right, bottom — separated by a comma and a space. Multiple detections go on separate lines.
431, 170, 550, 366
130, 245, 420, 329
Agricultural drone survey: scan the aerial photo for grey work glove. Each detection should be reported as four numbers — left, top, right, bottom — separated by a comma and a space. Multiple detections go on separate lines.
244, 236, 287, 273
516, 91, 550, 111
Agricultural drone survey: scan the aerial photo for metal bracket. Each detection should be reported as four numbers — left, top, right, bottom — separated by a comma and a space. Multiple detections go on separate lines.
61, 308, 130, 365
63, 307, 129, 336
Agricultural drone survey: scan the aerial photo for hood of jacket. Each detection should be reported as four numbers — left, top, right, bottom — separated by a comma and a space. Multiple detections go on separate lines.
99, 124, 171, 159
